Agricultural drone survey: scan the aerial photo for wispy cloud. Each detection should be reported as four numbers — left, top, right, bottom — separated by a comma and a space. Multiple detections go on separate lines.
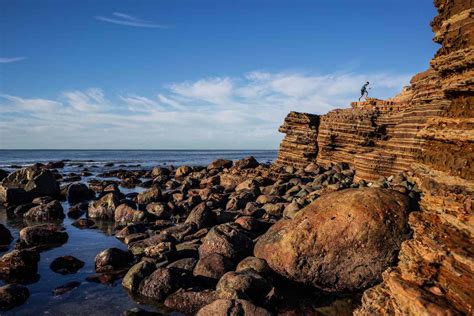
0, 70, 411, 149
95, 12, 169, 28
0, 57, 26, 64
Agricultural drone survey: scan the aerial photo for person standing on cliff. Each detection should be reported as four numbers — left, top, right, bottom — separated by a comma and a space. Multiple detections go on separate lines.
359, 81, 370, 101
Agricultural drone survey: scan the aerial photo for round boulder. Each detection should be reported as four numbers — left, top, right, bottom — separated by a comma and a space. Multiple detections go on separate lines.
254, 188, 411, 292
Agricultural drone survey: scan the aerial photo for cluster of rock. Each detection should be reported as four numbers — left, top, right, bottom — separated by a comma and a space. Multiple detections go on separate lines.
0, 154, 421, 313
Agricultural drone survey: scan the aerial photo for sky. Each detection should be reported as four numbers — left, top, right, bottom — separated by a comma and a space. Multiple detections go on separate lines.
0, 0, 438, 149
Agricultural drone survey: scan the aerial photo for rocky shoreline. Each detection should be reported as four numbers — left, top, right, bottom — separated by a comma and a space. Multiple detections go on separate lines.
0, 157, 421, 314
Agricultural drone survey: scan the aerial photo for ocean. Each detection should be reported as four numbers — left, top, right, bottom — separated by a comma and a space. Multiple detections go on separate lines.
0, 149, 278, 172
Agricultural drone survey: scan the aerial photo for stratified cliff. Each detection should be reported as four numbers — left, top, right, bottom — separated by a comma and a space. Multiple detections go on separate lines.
276, 0, 473, 314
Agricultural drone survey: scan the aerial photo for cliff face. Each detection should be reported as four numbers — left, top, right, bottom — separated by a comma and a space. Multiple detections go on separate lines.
277, 0, 473, 314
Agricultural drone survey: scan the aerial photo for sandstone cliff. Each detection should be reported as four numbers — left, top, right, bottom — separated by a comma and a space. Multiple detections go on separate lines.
276, 0, 473, 314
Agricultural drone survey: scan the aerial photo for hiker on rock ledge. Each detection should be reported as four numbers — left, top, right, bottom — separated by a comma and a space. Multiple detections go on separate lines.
359, 81, 370, 101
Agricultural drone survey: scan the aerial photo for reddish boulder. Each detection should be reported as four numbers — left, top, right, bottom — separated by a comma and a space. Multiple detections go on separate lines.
254, 188, 411, 292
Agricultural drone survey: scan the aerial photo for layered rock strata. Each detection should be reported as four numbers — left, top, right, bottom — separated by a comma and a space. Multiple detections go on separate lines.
277, 0, 473, 314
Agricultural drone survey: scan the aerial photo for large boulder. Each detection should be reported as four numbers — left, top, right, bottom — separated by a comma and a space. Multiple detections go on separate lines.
216, 270, 273, 305
164, 289, 218, 315
122, 261, 156, 292
50, 256, 84, 275
0, 164, 59, 204
88, 193, 120, 219
139, 267, 191, 301
254, 188, 412, 292
18, 224, 68, 249
23, 200, 64, 221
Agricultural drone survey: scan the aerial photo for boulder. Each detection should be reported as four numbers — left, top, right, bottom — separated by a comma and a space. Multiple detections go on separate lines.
0, 249, 39, 283
185, 203, 214, 229
23, 200, 64, 221
199, 223, 253, 260
164, 288, 218, 314
216, 270, 273, 304
236, 257, 270, 276
50, 256, 84, 274
207, 159, 233, 170
67, 183, 94, 202
254, 188, 411, 292
0, 284, 29, 311
139, 267, 191, 301
122, 261, 156, 292
233, 157, 259, 170
146, 202, 171, 219
18, 224, 68, 249
0, 164, 59, 204
151, 166, 171, 178
114, 204, 146, 223
175, 165, 192, 179
72, 218, 96, 229
88, 193, 120, 219
193, 253, 235, 282
137, 187, 162, 205
167, 258, 197, 273
95, 248, 133, 273
196, 299, 271, 316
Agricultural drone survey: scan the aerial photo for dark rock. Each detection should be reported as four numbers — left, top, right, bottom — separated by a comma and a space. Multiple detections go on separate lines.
53, 281, 81, 296
72, 218, 96, 229
0, 224, 13, 246
193, 253, 235, 282
121, 307, 161, 316
95, 248, 133, 273
199, 223, 253, 260
0, 284, 29, 311
67, 183, 94, 203
50, 256, 84, 274
122, 261, 156, 292
167, 258, 197, 273
233, 156, 259, 170
175, 165, 192, 179
196, 299, 271, 316
185, 203, 214, 229
207, 159, 233, 170
0, 249, 39, 283
18, 224, 68, 250
164, 288, 218, 315
12, 203, 36, 217
139, 267, 192, 301
236, 257, 270, 276
23, 200, 64, 221
0, 164, 59, 204
216, 270, 273, 305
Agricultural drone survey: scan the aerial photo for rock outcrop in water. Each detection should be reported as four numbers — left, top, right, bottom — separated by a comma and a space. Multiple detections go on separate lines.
275, 0, 473, 314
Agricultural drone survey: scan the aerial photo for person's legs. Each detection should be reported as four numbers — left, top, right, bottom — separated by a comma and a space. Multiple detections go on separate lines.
359, 90, 364, 101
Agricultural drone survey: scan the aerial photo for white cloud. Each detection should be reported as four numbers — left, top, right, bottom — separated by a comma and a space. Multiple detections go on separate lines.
62, 88, 109, 112
0, 94, 62, 112
95, 12, 169, 28
0, 57, 26, 63
0, 70, 411, 149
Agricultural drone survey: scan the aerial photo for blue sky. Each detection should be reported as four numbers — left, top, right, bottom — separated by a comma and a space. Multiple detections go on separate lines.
1, 0, 438, 149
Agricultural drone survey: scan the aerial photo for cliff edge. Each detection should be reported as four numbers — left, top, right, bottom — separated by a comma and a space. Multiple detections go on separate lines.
277, 0, 473, 314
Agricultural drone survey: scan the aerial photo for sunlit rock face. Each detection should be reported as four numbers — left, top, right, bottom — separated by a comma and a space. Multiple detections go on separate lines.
276, 0, 473, 314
